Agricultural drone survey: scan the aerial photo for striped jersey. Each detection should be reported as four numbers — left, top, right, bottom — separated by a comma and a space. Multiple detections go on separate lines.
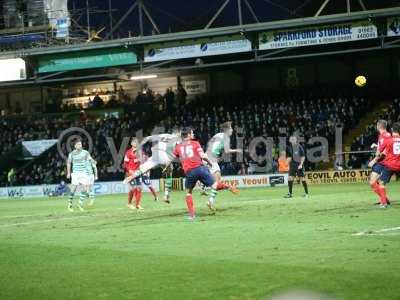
68, 150, 91, 174
207, 133, 227, 160
85, 159, 95, 175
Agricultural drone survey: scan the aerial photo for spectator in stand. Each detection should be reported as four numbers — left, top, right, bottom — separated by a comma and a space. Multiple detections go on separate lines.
164, 88, 175, 113
92, 94, 104, 107
278, 151, 289, 173
53, 181, 69, 196
7, 168, 16, 186
176, 84, 187, 107
237, 163, 248, 175
15, 102, 23, 114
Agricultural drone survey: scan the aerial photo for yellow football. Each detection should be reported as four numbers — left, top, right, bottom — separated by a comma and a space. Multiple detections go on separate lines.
355, 75, 367, 87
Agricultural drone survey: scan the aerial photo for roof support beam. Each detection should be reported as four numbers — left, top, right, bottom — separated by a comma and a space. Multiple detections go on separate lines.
315, 0, 330, 17
105, 1, 138, 39
205, 0, 231, 29
358, 0, 367, 11
346, 0, 351, 15
238, 0, 243, 26
142, 2, 161, 34
244, 0, 260, 23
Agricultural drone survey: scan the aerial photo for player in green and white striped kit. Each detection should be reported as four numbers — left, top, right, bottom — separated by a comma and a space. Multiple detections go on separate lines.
66, 139, 95, 212
86, 158, 98, 206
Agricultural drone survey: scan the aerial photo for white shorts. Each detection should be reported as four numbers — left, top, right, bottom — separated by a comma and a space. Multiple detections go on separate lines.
209, 162, 221, 174
88, 174, 95, 185
71, 173, 91, 186
142, 150, 171, 170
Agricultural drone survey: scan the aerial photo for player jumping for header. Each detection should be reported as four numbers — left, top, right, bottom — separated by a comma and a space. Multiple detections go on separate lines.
123, 128, 181, 203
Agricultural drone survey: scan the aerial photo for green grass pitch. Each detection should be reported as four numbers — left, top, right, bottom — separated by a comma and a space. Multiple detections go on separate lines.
0, 182, 399, 300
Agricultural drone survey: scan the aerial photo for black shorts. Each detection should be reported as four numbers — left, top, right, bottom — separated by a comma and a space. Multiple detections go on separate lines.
289, 164, 305, 177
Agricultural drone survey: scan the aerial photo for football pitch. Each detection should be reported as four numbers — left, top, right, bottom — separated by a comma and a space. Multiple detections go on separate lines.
0, 183, 399, 300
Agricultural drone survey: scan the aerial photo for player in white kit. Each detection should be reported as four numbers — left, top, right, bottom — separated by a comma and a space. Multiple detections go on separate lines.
123, 128, 181, 202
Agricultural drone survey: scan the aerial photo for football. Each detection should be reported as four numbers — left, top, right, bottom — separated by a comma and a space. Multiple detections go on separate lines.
355, 75, 367, 87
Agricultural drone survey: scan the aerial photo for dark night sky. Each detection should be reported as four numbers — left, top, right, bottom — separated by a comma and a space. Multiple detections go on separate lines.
69, 0, 399, 38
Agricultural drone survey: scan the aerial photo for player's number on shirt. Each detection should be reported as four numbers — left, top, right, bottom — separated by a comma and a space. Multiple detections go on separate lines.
180, 145, 194, 158
393, 142, 400, 155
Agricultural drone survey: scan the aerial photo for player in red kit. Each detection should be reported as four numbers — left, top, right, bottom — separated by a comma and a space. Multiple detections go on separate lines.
173, 127, 219, 220
141, 153, 159, 202
369, 121, 400, 208
123, 138, 143, 210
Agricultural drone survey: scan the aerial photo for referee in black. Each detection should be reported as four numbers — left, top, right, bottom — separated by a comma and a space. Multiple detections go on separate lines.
284, 135, 309, 198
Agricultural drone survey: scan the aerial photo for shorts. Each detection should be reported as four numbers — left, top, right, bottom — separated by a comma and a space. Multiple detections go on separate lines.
71, 173, 91, 186
150, 149, 172, 166
208, 161, 221, 174
372, 163, 393, 184
185, 166, 215, 190
128, 177, 142, 187
141, 175, 151, 186
289, 163, 305, 177
88, 174, 95, 185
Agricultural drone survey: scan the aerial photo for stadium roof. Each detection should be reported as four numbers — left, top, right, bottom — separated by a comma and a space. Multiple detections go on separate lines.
80, 0, 400, 36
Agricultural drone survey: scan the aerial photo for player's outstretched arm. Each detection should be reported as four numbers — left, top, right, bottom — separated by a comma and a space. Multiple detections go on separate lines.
368, 151, 384, 167
200, 153, 213, 167
66, 156, 72, 179
226, 148, 243, 154
92, 162, 98, 180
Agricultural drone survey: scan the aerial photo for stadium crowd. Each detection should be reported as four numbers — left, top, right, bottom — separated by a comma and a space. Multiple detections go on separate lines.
0, 92, 371, 186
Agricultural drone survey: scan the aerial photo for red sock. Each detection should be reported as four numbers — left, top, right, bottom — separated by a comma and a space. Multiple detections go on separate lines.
216, 181, 230, 191
134, 188, 142, 208
370, 182, 381, 198
128, 189, 134, 204
377, 185, 388, 205
149, 186, 158, 199
185, 194, 195, 217
371, 182, 388, 205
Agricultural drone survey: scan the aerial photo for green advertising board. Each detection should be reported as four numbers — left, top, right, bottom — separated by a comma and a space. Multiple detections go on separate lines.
37, 48, 137, 73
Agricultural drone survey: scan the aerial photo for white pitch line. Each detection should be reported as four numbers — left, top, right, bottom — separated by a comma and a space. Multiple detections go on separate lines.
353, 226, 400, 236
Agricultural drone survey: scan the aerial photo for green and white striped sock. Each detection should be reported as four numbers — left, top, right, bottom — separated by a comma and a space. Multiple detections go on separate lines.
79, 192, 89, 206
68, 192, 74, 207
164, 177, 173, 198
209, 188, 218, 204
89, 191, 95, 202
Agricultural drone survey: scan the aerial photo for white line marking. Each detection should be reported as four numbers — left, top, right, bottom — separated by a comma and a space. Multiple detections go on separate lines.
353, 226, 400, 236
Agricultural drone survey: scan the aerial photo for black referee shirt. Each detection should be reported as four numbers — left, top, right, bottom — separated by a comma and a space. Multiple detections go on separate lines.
287, 143, 305, 166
